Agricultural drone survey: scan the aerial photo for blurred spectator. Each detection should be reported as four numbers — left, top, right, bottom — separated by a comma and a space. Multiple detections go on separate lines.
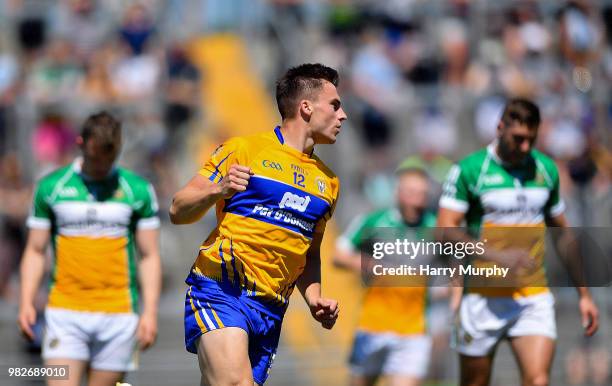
31, 110, 76, 175
0, 49, 19, 98
438, 18, 469, 87
119, 3, 156, 56
52, 0, 110, 61
396, 118, 454, 212
75, 46, 117, 107
544, 118, 587, 160
0, 153, 31, 300
0, 1, 607, 384
559, 0, 602, 66
411, 107, 458, 158
26, 38, 82, 106
474, 95, 505, 144
118, 104, 166, 175
16, 15, 47, 56
146, 149, 178, 218
351, 26, 402, 149
109, 4, 160, 102
110, 51, 161, 101
563, 138, 612, 226
163, 43, 200, 148
498, 21, 537, 98
0, 46, 19, 154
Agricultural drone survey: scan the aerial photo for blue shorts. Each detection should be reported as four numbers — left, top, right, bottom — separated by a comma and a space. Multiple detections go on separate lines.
184, 279, 283, 385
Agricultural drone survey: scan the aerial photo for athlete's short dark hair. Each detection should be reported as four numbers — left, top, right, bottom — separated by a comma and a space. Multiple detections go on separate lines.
500, 98, 541, 130
81, 111, 122, 150
276, 63, 339, 120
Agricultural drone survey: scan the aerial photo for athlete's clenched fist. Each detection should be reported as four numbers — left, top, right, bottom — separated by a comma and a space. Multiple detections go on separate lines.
219, 165, 254, 198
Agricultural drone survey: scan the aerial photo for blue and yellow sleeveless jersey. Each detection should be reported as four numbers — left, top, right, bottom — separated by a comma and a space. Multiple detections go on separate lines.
186, 127, 339, 318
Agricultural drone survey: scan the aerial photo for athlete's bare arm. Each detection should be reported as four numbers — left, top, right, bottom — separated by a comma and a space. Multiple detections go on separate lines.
333, 245, 361, 273
547, 213, 599, 336
436, 207, 464, 227
17, 228, 50, 340
437, 208, 466, 311
297, 230, 339, 329
546, 212, 568, 228
169, 165, 253, 224
136, 228, 161, 350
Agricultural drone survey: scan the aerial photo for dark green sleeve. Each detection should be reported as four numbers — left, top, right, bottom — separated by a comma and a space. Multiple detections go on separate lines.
26, 181, 52, 229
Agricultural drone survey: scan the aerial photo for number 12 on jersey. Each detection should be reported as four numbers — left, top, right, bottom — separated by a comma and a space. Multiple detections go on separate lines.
293, 172, 305, 187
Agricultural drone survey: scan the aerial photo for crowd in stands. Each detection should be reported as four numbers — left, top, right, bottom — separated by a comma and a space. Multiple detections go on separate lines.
0, 1, 609, 384
0, 0, 609, 330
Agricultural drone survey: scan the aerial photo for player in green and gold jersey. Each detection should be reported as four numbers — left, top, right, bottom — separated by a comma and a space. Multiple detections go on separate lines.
18, 111, 161, 386
438, 98, 599, 386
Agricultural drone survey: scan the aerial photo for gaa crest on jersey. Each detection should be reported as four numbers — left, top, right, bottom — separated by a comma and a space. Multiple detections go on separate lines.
113, 189, 124, 199
462, 331, 473, 344
315, 177, 326, 194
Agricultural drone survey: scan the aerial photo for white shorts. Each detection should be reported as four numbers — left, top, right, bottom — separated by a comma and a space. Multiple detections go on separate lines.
454, 292, 557, 357
349, 331, 432, 378
43, 307, 139, 372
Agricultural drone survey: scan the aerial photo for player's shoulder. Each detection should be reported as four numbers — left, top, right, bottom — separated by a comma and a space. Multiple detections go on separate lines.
456, 147, 489, 170
241, 130, 277, 147
217, 135, 248, 151
449, 147, 490, 184
363, 208, 400, 227
117, 167, 148, 184
222, 131, 278, 155
344, 209, 390, 236
531, 149, 558, 172
311, 153, 337, 180
362, 208, 388, 223
311, 153, 339, 197
116, 168, 154, 194
36, 163, 74, 191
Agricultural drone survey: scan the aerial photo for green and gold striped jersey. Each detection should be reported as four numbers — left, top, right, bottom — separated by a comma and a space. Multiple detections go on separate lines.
439, 142, 564, 298
27, 158, 159, 313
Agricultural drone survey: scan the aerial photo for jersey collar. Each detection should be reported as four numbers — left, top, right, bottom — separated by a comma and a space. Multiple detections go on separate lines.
487, 140, 533, 169
487, 141, 503, 164
274, 126, 315, 158
274, 126, 284, 144
72, 157, 84, 173
72, 157, 118, 181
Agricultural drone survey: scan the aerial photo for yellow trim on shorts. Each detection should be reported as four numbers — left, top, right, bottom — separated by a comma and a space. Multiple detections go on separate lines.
188, 286, 208, 333
208, 302, 225, 328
